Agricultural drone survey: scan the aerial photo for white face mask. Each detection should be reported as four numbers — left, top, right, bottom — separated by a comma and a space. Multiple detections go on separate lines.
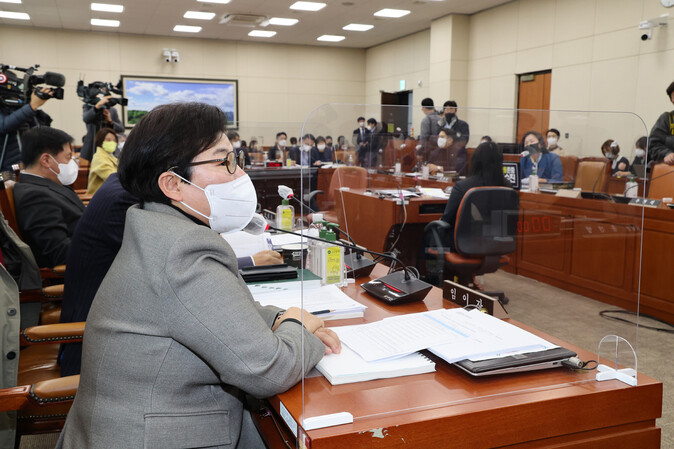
367, 125, 373, 131
317, 144, 326, 151
49, 155, 79, 186
437, 137, 447, 148
358, 122, 365, 128
547, 137, 557, 147
605, 152, 615, 160
278, 139, 287, 147
302, 144, 312, 152
635, 149, 646, 158
480, 140, 488, 144
232, 141, 241, 149
173, 172, 258, 234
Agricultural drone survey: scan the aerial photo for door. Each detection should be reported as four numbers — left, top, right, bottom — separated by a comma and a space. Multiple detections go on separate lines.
381, 90, 411, 135
516, 71, 551, 144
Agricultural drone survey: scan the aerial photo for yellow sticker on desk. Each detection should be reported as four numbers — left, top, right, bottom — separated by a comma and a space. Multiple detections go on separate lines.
325, 246, 341, 284
281, 208, 293, 230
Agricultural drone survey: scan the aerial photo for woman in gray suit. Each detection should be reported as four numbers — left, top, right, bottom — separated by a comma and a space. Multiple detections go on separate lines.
57, 103, 340, 448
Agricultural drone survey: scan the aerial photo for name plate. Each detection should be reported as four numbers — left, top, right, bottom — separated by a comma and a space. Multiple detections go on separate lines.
442, 280, 508, 318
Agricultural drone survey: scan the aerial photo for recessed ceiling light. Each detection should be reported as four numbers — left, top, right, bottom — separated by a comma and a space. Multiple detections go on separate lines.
184, 11, 215, 20
91, 3, 123, 13
91, 18, 120, 27
173, 24, 202, 33
343, 23, 373, 31
0, 10, 29, 19
249, 30, 277, 37
290, 1, 326, 12
374, 8, 410, 18
197, 0, 230, 3
0, 0, 22, 4
317, 34, 345, 42
269, 17, 299, 26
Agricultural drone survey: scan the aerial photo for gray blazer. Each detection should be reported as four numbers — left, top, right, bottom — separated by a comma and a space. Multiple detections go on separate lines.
56, 202, 325, 448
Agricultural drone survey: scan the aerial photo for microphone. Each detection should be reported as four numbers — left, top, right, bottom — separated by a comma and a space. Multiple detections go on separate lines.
243, 213, 269, 235
520, 150, 530, 158
268, 225, 432, 304
44, 72, 66, 87
278, 185, 294, 200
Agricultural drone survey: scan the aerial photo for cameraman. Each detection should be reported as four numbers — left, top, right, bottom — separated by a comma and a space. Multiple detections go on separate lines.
81, 94, 123, 162
0, 87, 52, 172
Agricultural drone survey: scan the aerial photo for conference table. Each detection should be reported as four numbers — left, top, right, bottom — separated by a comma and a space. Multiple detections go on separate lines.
325, 172, 674, 326
252, 264, 663, 448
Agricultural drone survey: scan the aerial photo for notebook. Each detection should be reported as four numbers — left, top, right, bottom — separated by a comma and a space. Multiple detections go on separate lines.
316, 344, 435, 385
453, 347, 577, 376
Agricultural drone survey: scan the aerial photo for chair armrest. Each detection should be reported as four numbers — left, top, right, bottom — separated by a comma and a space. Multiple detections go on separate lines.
304, 190, 324, 205
21, 322, 85, 345
19, 284, 64, 303
39, 265, 67, 280
0, 376, 80, 412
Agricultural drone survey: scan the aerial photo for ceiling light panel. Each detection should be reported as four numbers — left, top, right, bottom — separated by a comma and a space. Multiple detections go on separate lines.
343, 23, 373, 31
173, 24, 202, 33
184, 11, 215, 20
317, 34, 345, 42
249, 30, 276, 37
0, 10, 29, 19
197, 0, 230, 3
91, 18, 120, 27
0, 0, 22, 4
90, 3, 123, 13
290, 2, 326, 12
374, 8, 411, 18
269, 17, 298, 26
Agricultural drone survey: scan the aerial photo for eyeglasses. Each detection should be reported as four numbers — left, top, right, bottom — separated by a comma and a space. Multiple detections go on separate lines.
184, 150, 243, 174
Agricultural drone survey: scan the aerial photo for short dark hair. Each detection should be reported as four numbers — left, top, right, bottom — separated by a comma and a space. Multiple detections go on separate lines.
667, 81, 674, 98
21, 127, 74, 167
471, 141, 505, 186
240, 140, 247, 148
546, 128, 560, 138
636, 136, 648, 150
357, 116, 365, 122
367, 118, 377, 125
316, 136, 326, 143
226, 131, 239, 141
326, 135, 332, 141
303, 134, 315, 143
94, 127, 118, 149
290, 137, 297, 145
421, 98, 434, 108
118, 102, 227, 204
276, 131, 287, 139
481, 135, 492, 142
443, 100, 457, 108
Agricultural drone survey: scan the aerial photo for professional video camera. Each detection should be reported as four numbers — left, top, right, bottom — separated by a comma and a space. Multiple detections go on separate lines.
76, 80, 128, 108
0, 64, 65, 107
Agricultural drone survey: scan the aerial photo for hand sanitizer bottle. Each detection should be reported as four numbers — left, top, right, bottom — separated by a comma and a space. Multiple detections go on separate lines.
275, 199, 295, 231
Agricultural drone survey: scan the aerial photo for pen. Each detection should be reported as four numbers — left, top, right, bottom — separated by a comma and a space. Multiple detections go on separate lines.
311, 309, 334, 316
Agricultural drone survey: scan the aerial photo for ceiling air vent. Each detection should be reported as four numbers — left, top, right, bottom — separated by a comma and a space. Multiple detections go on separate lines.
219, 14, 268, 28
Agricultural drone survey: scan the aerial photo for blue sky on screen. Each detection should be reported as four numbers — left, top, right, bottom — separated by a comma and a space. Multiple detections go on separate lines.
126, 80, 235, 113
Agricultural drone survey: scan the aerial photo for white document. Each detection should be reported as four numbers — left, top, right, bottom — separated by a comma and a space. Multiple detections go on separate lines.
419, 187, 449, 199
269, 228, 319, 247
426, 309, 555, 363
251, 284, 366, 321
336, 311, 470, 362
221, 231, 271, 258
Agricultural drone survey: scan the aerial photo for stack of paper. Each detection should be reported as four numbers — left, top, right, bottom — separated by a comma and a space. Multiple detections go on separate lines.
316, 327, 435, 385
250, 283, 366, 320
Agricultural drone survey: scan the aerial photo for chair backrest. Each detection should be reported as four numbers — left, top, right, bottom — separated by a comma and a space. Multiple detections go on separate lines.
326, 166, 368, 206
559, 155, 579, 183
0, 180, 21, 237
454, 187, 519, 257
647, 163, 674, 200
574, 159, 609, 192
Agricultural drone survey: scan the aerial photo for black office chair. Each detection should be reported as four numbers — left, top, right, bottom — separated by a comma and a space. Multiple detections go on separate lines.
423, 187, 519, 301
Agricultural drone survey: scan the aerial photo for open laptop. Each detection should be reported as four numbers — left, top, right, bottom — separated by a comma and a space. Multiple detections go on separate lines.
453, 346, 577, 376
632, 164, 646, 179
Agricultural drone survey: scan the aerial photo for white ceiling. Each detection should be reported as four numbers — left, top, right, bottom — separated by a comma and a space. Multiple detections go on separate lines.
1, 0, 512, 48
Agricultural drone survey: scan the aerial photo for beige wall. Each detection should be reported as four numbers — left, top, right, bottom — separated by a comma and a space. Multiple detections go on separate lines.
0, 26, 366, 146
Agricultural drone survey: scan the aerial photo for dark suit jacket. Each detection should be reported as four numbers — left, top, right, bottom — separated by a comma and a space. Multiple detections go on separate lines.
268, 145, 287, 162
289, 147, 320, 166
14, 174, 85, 268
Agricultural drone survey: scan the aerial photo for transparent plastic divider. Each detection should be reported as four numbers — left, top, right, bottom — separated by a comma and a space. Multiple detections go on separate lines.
290, 104, 649, 440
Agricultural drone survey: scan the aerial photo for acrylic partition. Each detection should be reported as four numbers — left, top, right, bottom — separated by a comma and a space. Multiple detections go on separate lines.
259, 104, 657, 446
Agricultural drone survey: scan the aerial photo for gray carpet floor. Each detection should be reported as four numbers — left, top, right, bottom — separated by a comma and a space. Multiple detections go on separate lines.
18, 271, 673, 448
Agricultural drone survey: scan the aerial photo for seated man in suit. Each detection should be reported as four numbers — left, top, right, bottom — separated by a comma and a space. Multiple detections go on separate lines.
268, 131, 288, 162
14, 127, 84, 268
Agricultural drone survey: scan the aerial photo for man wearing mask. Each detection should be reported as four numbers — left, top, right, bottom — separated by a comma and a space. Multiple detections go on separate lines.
546, 128, 565, 155
316, 136, 334, 163
440, 101, 470, 146
14, 127, 85, 267
352, 116, 369, 161
325, 135, 334, 153
227, 130, 250, 166
289, 134, 320, 167
649, 80, 674, 165
268, 131, 288, 162
418, 98, 441, 152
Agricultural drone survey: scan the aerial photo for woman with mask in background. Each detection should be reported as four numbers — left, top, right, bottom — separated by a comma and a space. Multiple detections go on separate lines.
426, 128, 453, 175
316, 135, 334, 163
56, 102, 339, 449
546, 128, 565, 156
519, 131, 563, 183
630, 136, 648, 175
602, 139, 629, 176
86, 127, 119, 195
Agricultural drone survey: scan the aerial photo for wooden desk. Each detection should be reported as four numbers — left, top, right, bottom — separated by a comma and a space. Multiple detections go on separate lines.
255, 265, 662, 448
